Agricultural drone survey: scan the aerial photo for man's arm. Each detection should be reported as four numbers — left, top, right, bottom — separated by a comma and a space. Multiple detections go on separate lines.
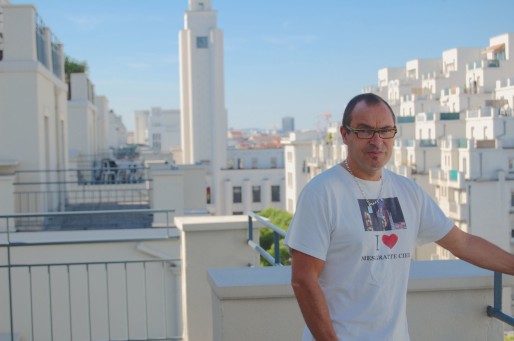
290, 249, 338, 341
436, 226, 514, 275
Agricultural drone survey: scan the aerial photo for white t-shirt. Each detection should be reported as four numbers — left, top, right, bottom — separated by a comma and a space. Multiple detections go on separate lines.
285, 164, 454, 341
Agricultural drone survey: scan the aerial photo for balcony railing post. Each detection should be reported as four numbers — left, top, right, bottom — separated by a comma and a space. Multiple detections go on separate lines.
6, 217, 15, 341
248, 214, 253, 242
487, 271, 514, 326
246, 211, 287, 266
494, 271, 502, 309
274, 232, 280, 265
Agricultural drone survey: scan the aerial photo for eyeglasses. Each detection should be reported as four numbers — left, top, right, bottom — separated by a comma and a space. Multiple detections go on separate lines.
345, 126, 397, 139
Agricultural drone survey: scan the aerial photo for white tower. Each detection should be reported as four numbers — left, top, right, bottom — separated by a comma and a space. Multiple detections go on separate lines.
179, 0, 227, 214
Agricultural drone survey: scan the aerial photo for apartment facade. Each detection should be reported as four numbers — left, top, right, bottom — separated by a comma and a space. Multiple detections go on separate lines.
0, 3, 68, 213
67, 73, 98, 158
285, 33, 514, 260
219, 148, 285, 215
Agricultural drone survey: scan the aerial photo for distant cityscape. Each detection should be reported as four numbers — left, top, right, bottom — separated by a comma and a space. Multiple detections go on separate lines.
2, 0, 514, 340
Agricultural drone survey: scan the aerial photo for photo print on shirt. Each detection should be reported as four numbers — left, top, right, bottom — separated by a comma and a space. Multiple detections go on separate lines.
358, 197, 407, 232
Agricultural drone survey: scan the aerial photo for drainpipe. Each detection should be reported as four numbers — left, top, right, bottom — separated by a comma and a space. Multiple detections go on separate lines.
479, 153, 483, 179
467, 185, 471, 228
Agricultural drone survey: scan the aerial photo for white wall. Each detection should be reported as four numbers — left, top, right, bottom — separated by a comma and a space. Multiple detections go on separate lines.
148, 107, 181, 152
67, 73, 98, 157
0, 5, 67, 213
134, 110, 149, 145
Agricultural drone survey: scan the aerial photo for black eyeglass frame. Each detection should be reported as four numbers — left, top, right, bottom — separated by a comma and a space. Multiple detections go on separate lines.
345, 126, 397, 139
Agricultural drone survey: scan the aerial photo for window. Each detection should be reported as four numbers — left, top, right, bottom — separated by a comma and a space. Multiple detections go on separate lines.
233, 186, 242, 203
227, 158, 234, 169
206, 186, 211, 204
302, 160, 310, 173
251, 158, 258, 169
511, 192, 514, 207
152, 133, 161, 150
196, 36, 208, 48
252, 186, 261, 203
271, 185, 280, 202
287, 151, 293, 163
271, 157, 277, 168
287, 172, 293, 187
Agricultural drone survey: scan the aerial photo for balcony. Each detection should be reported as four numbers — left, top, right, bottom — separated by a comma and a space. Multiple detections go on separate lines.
467, 59, 500, 70
440, 112, 460, 120
476, 139, 497, 149
416, 112, 435, 122
397, 116, 415, 124
2, 214, 514, 341
429, 168, 465, 188
419, 139, 437, 147
448, 201, 469, 222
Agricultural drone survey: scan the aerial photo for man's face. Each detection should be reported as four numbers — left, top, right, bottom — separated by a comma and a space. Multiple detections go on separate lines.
340, 100, 395, 180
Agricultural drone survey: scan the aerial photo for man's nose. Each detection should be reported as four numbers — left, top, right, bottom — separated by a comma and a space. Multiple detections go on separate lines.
369, 131, 383, 145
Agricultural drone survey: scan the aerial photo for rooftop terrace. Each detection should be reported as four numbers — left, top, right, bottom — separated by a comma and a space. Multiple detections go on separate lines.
1, 214, 513, 341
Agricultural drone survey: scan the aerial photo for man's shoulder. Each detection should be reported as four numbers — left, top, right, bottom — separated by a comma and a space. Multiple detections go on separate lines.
384, 168, 422, 192
301, 165, 346, 193
309, 164, 345, 184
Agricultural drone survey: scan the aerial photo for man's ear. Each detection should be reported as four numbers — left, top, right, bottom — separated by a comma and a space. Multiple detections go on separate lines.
340, 126, 348, 145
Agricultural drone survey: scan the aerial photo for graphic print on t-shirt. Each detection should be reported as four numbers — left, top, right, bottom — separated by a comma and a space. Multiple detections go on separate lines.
358, 197, 406, 232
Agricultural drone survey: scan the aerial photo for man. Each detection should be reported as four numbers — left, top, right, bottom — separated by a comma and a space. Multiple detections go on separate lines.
284, 93, 514, 340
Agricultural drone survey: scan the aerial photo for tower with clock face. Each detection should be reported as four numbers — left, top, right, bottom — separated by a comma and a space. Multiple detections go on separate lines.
179, 0, 227, 214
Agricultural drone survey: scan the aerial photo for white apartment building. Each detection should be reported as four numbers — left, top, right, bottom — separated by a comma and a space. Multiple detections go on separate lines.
134, 110, 149, 145
68, 75, 128, 166
281, 123, 348, 213
286, 32, 514, 260
283, 130, 322, 212
218, 148, 284, 215
95, 95, 112, 154
67, 73, 98, 158
0, 3, 68, 213
107, 109, 127, 150
148, 107, 181, 153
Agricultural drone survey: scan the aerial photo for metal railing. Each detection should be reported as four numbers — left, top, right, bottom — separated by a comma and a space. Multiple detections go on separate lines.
3, 208, 173, 232
487, 272, 514, 326
1, 210, 182, 341
14, 167, 152, 214
246, 211, 286, 266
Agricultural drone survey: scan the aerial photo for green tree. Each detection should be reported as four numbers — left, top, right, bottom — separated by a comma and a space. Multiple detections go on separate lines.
258, 207, 292, 266
65, 55, 88, 74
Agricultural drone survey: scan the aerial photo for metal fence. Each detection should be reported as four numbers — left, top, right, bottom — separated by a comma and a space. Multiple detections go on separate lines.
13, 168, 152, 215
487, 272, 514, 327
4, 208, 172, 232
246, 211, 286, 266
1, 211, 182, 341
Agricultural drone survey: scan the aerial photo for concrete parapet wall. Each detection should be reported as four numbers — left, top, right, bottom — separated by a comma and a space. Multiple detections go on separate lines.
175, 215, 262, 341
208, 260, 514, 341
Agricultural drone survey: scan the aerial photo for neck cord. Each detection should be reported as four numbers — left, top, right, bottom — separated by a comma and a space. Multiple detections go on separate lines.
343, 159, 383, 213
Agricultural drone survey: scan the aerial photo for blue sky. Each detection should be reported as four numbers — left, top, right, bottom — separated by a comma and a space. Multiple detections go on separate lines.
11, 0, 514, 131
